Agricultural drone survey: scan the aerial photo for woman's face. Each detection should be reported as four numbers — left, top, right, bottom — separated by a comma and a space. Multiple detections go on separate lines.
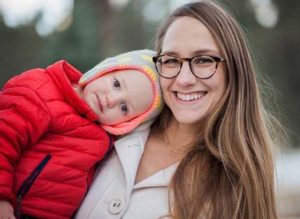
160, 16, 226, 126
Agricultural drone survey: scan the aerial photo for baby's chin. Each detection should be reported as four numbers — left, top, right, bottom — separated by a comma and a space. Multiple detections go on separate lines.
98, 116, 133, 126
97, 117, 116, 126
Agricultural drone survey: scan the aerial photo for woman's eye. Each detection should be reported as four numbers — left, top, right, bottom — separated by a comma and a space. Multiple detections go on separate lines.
163, 58, 179, 65
193, 56, 214, 64
120, 103, 128, 115
113, 79, 121, 89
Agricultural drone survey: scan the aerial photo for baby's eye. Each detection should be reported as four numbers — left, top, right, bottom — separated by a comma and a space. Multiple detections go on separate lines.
113, 79, 121, 89
120, 103, 128, 115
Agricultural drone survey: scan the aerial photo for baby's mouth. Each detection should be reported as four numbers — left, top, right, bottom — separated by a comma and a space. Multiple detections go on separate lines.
96, 95, 103, 113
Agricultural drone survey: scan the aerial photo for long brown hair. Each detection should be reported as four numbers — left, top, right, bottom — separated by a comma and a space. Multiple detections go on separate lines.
152, 1, 279, 218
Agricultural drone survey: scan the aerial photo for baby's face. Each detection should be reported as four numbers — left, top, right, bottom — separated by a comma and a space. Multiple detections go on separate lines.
82, 70, 153, 125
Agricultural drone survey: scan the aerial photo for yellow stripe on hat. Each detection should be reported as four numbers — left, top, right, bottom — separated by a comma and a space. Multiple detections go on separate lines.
141, 54, 153, 62
118, 57, 132, 62
143, 65, 158, 81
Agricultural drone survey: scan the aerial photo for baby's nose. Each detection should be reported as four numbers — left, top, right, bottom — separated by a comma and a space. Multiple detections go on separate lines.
106, 94, 119, 107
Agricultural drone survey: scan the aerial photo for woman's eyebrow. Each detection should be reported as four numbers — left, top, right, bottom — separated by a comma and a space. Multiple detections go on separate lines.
192, 49, 220, 55
161, 49, 220, 56
160, 51, 178, 56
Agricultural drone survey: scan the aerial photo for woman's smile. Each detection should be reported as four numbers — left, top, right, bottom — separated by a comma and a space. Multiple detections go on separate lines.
175, 91, 207, 102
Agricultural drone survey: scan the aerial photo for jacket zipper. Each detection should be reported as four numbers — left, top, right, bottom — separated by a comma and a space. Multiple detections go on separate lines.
15, 154, 52, 219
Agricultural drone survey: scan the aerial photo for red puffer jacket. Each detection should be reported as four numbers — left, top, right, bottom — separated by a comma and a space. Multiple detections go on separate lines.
0, 61, 112, 219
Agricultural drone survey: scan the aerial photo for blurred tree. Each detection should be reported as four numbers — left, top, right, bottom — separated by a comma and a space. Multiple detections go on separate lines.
0, 19, 44, 84
38, 0, 104, 71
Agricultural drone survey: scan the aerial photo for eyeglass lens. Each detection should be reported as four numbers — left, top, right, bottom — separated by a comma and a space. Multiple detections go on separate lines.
155, 55, 218, 79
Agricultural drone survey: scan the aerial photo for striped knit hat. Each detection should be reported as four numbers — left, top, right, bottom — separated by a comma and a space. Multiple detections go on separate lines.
79, 49, 164, 135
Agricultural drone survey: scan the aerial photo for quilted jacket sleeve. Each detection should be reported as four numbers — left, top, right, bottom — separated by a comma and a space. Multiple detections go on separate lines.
0, 71, 51, 203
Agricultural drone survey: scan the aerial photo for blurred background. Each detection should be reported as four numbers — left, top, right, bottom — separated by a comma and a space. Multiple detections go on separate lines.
0, 0, 299, 217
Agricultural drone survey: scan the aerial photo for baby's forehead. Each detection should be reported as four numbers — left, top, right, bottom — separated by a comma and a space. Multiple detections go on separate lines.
112, 69, 152, 84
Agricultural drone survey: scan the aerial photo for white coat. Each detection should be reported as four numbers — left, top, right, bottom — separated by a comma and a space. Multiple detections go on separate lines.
75, 126, 177, 219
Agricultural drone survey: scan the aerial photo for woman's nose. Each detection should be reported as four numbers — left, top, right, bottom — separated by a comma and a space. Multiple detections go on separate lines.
175, 62, 197, 86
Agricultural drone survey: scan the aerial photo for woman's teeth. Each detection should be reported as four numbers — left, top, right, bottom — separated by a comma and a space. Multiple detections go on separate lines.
176, 92, 206, 101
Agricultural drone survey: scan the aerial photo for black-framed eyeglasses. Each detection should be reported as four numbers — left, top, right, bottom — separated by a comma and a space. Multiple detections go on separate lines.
152, 54, 225, 79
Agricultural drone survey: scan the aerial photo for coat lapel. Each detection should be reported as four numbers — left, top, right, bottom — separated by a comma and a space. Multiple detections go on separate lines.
114, 129, 150, 195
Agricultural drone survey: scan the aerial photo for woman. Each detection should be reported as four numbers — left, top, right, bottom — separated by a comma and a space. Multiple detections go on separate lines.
75, 1, 279, 218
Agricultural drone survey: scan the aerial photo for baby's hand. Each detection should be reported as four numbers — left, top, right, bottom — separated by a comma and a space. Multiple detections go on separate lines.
0, 200, 16, 219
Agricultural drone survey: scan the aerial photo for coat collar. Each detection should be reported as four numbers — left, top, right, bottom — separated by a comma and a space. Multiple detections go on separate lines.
114, 125, 178, 191
133, 163, 178, 189
114, 127, 150, 192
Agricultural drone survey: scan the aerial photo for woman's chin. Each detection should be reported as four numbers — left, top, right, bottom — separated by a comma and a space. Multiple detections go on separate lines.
172, 111, 206, 126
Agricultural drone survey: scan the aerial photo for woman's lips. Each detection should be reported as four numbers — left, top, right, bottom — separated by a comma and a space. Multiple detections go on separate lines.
175, 91, 207, 101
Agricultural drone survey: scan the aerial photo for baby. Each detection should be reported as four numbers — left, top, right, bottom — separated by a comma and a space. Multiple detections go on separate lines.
0, 50, 163, 219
